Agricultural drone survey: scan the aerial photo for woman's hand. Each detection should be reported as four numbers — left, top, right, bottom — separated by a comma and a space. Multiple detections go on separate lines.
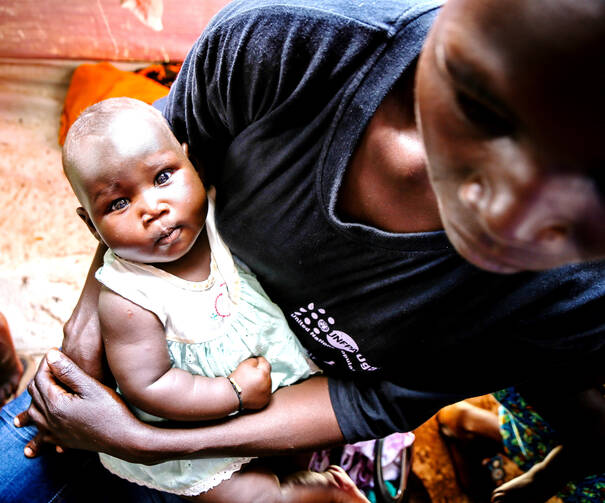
16, 351, 343, 464
15, 244, 111, 457
15, 349, 148, 462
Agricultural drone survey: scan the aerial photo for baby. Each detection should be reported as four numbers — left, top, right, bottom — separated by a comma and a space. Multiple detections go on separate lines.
62, 97, 368, 503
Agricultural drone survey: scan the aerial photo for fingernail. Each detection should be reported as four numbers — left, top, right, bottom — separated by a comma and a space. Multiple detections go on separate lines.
24, 447, 33, 458
13, 417, 20, 427
46, 349, 60, 363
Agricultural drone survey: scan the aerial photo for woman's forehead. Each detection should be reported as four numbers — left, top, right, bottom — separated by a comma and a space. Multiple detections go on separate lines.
441, 0, 605, 53
437, 0, 605, 138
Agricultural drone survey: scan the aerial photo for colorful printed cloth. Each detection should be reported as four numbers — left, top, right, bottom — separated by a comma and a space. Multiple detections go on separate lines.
494, 387, 605, 502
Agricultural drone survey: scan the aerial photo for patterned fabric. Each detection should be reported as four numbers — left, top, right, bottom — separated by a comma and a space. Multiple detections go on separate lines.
309, 431, 414, 502
494, 388, 605, 502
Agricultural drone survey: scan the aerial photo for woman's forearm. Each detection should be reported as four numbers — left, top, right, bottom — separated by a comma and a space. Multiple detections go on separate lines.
133, 376, 344, 464
62, 242, 108, 381
21, 345, 343, 465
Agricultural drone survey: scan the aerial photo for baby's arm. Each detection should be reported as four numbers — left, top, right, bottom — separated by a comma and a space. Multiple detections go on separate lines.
98, 287, 272, 421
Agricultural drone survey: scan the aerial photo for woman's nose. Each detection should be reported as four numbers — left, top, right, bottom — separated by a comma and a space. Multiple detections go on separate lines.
459, 171, 584, 249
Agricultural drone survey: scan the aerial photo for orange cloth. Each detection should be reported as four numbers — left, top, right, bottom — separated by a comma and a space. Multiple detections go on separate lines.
135, 62, 182, 87
58, 62, 170, 145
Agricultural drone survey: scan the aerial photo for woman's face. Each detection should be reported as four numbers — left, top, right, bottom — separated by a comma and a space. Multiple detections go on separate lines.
415, 0, 605, 272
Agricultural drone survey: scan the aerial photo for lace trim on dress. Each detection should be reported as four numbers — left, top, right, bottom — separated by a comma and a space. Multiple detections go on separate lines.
99, 455, 256, 496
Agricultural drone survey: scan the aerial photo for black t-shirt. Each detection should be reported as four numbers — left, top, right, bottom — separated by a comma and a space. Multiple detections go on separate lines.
161, 0, 605, 441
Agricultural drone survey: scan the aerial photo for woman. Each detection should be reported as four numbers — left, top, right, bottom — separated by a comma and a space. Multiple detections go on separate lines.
3, 0, 604, 501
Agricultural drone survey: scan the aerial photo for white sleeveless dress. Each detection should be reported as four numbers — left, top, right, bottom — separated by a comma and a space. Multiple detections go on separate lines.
95, 202, 318, 496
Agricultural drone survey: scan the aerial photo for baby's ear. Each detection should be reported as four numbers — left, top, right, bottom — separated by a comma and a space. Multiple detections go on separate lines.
182, 142, 206, 183
76, 207, 102, 242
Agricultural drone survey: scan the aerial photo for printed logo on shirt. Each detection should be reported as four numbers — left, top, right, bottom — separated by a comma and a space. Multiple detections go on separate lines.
290, 303, 379, 372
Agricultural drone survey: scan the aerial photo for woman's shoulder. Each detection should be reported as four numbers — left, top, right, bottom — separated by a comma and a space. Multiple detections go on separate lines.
210, 0, 443, 33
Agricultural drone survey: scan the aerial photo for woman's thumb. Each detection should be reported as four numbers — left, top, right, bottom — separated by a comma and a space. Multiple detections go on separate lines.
45, 349, 89, 392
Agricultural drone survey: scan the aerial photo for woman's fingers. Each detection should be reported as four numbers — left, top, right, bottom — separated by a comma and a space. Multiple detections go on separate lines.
23, 430, 60, 458
14, 354, 48, 427
29, 349, 95, 412
28, 359, 57, 425
13, 409, 30, 428
23, 431, 45, 458
17, 350, 139, 458
43, 349, 91, 395
12, 347, 140, 460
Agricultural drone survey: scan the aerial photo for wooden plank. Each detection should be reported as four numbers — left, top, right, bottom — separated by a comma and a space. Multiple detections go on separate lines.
0, 0, 229, 62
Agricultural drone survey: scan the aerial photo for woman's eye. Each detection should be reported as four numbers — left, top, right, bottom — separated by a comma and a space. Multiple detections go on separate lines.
155, 170, 173, 185
109, 198, 128, 212
455, 91, 513, 137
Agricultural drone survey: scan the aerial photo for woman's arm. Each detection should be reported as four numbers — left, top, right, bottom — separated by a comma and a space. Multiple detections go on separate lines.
99, 288, 271, 421
62, 243, 107, 381
19, 350, 343, 463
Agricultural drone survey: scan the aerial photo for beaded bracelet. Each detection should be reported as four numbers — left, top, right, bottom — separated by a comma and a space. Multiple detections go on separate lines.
227, 377, 243, 416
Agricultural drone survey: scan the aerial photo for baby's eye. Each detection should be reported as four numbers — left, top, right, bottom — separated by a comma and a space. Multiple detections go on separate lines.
155, 169, 173, 185
455, 91, 513, 137
109, 198, 128, 212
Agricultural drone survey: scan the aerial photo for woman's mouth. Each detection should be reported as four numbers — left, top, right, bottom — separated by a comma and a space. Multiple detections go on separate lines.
156, 226, 182, 246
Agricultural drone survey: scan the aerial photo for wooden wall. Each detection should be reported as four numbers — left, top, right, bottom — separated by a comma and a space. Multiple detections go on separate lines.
0, 0, 230, 62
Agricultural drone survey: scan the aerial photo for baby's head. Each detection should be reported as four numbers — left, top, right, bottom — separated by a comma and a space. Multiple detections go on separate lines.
415, 0, 605, 272
63, 97, 208, 264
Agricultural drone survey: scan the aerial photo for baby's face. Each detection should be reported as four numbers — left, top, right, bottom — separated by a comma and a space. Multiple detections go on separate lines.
415, 0, 605, 272
76, 117, 207, 264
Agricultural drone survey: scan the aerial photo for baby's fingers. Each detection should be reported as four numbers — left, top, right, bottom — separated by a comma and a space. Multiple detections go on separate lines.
255, 356, 272, 374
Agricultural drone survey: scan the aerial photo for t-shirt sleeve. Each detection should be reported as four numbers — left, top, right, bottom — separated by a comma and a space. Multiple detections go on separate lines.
328, 375, 467, 442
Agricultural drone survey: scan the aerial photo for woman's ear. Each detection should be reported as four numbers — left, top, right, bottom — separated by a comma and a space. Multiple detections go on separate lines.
76, 207, 103, 242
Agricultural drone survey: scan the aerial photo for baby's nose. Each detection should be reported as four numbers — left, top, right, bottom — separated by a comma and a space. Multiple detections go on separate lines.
140, 192, 168, 223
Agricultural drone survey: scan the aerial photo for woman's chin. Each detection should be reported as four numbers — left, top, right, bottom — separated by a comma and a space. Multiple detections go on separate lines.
450, 232, 574, 274
459, 248, 524, 274
445, 225, 525, 274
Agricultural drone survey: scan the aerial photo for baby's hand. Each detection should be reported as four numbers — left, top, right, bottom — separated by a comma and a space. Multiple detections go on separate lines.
229, 356, 272, 410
